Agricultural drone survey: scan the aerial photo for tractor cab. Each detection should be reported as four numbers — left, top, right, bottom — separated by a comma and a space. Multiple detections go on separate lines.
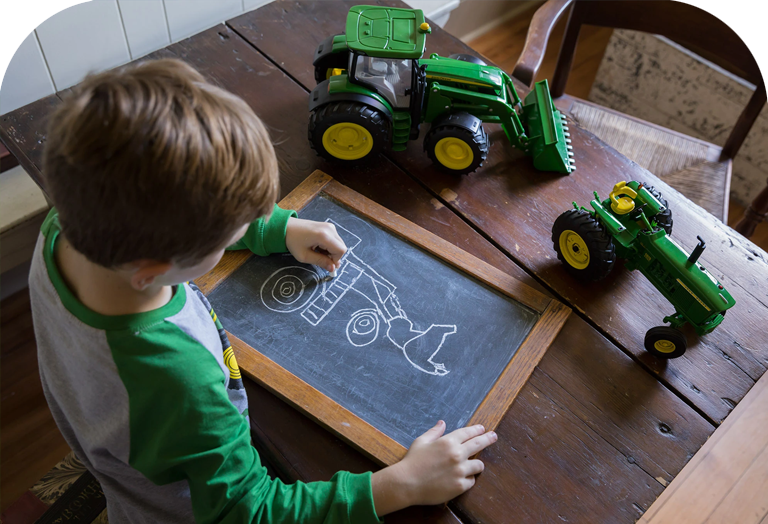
350, 55, 414, 109
344, 5, 428, 109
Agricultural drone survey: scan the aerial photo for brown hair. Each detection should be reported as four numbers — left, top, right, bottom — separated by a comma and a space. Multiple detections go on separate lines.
43, 58, 279, 268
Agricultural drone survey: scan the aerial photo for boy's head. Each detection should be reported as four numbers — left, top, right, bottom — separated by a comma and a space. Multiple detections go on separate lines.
43, 58, 278, 274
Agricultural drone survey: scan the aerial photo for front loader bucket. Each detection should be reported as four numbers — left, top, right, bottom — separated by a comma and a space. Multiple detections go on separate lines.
521, 79, 574, 174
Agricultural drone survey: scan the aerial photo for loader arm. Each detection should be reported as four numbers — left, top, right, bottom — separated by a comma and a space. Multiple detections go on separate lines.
426, 82, 528, 150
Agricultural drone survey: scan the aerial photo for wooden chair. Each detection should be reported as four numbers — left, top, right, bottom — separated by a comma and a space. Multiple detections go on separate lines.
512, 0, 766, 234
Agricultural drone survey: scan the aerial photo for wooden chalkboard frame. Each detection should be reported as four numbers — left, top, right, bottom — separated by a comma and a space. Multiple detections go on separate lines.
197, 170, 571, 465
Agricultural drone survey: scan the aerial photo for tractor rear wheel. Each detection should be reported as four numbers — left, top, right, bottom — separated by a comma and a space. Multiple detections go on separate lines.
645, 326, 687, 358
552, 209, 616, 281
309, 102, 390, 164
425, 120, 488, 175
643, 183, 673, 236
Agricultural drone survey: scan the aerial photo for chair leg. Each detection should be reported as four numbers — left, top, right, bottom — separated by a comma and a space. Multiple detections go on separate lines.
735, 178, 768, 238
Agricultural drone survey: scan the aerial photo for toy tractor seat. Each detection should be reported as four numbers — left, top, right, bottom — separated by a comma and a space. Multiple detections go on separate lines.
609, 182, 637, 215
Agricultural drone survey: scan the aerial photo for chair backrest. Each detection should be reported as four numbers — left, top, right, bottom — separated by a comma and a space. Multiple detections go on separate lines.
514, 0, 766, 160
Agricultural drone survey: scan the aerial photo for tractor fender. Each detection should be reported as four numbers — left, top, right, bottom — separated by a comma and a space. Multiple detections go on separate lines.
430, 111, 483, 134
312, 34, 348, 67
309, 80, 393, 119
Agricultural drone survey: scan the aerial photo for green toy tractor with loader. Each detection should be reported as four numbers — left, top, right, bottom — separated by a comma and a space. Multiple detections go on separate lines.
308, 5, 574, 175
552, 181, 735, 359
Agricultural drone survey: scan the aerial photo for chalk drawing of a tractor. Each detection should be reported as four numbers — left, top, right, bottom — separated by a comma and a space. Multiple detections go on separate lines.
260, 220, 456, 376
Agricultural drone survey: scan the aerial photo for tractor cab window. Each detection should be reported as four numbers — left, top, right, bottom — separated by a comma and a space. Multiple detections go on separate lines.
352, 55, 412, 109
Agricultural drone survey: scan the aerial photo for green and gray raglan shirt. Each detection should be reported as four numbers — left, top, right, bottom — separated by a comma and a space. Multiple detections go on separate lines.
29, 205, 382, 524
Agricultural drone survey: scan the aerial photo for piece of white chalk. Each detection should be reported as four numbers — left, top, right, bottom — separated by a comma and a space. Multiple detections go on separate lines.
329, 269, 337, 278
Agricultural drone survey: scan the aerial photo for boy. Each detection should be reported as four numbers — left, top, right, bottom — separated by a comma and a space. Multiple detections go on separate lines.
29, 58, 497, 523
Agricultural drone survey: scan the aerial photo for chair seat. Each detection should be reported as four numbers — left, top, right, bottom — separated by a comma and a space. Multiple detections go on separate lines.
555, 95, 731, 221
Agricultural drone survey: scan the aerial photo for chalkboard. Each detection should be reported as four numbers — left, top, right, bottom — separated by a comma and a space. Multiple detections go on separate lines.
200, 171, 570, 464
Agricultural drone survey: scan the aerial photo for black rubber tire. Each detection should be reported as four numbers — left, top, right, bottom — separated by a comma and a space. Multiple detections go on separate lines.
643, 183, 673, 236
448, 53, 487, 66
552, 209, 616, 281
308, 102, 390, 164
424, 121, 489, 175
644, 326, 687, 359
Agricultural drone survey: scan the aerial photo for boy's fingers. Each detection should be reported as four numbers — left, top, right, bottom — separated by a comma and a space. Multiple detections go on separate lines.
416, 420, 446, 444
318, 236, 347, 265
302, 250, 336, 272
445, 424, 486, 445
459, 476, 476, 493
462, 459, 485, 477
461, 431, 498, 457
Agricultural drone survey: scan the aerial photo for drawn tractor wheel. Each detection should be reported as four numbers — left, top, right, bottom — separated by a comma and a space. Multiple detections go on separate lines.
260, 267, 319, 313
425, 119, 488, 175
448, 53, 487, 66
346, 309, 381, 347
645, 326, 687, 359
309, 102, 390, 164
552, 209, 616, 281
642, 183, 673, 236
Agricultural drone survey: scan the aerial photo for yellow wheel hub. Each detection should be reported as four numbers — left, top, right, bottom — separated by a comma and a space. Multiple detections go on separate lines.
434, 137, 474, 170
654, 339, 677, 353
322, 123, 373, 160
559, 230, 590, 269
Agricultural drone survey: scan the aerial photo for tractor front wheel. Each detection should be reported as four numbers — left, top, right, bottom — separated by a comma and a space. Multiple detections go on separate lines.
309, 102, 390, 164
425, 121, 488, 175
645, 326, 687, 358
552, 209, 616, 281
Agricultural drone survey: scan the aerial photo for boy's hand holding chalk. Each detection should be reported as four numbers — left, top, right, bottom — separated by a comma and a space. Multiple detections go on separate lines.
285, 217, 346, 274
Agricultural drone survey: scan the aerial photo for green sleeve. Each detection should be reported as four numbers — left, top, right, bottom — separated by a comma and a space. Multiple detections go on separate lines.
107, 323, 382, 524
227, 204, 297, 255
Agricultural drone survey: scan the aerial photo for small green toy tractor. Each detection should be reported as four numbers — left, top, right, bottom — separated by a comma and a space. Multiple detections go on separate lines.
308, 5, 574, 175
552, 181, 735, 359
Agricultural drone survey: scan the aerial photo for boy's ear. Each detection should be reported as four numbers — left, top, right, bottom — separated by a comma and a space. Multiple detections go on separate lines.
130, 260, 174, 291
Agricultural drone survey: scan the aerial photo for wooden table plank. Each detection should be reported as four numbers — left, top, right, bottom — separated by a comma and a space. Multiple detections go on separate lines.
225, 0, 768, 425
0, 95, 61, 190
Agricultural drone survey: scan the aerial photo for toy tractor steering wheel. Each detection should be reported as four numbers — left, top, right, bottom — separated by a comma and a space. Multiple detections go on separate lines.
609, 181, 637, 215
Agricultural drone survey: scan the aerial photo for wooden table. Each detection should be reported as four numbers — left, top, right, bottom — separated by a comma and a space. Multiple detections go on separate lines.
3, 2, 768, 522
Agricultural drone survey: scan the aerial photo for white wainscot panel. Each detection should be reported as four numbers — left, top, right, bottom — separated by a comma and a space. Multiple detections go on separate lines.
118, 0, 171, 58
0, 32, 55, 115
36, 0, 131, 90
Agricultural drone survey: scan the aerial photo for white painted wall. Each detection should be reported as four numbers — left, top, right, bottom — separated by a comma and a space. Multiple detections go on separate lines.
0, 32, 55, 115
0, 0, 460, 115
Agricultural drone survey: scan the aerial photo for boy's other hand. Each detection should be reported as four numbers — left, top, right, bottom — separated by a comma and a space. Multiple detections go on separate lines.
371, 420, 497, 516
285, 218, 347, 272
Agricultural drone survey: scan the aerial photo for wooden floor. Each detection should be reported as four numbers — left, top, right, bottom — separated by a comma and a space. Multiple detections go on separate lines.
1, 290, 69, 511
2, 4, 768, 515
